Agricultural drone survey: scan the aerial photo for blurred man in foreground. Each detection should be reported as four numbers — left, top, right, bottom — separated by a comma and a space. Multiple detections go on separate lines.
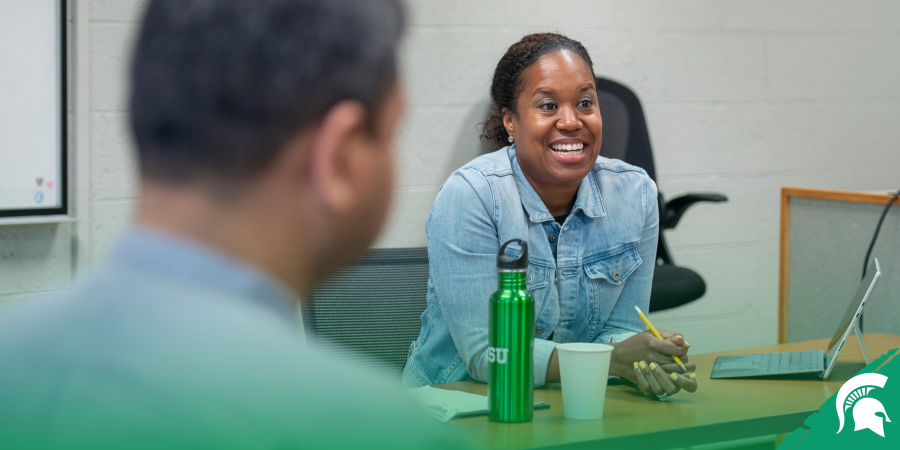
0, 0, 467, 448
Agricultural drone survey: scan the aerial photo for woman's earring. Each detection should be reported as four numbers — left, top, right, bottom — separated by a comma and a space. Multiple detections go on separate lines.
508, 135, 514, 143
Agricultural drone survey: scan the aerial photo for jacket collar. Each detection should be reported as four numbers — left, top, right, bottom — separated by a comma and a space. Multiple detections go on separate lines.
508, 144, 606, 222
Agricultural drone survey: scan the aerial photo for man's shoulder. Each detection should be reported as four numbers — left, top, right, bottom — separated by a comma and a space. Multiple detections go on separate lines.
0, 274, 470, 449
0, 269, 309, 392
0, 266, 300, 347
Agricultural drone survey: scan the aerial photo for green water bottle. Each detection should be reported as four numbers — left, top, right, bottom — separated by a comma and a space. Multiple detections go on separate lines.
488, 238, 534, 423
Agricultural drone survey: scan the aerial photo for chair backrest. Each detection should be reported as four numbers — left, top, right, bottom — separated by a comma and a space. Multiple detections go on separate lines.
597, 77, 677, 266
595, 77, 657, 181
305, 247, 429, 377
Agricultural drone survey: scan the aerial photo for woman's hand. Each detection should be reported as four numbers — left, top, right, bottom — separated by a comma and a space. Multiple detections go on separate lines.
609, 329, 689, 378
607, 328, 698, 397
632, 361, 697, 399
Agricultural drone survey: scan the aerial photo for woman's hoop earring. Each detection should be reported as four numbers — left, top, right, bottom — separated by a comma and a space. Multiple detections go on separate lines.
508, 135, 514, 143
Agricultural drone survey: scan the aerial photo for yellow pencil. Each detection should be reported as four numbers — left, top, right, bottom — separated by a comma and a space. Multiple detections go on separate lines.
633, 305, 687, 372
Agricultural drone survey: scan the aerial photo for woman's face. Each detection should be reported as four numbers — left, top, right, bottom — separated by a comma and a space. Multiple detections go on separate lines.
503, 50, 601, 193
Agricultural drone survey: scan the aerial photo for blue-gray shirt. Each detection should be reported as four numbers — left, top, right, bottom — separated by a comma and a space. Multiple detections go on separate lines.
403, 145, 659, 388
0, 229, 466, 449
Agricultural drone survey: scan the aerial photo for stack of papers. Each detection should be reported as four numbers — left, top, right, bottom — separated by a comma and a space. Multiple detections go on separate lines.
407, 386, 489, 422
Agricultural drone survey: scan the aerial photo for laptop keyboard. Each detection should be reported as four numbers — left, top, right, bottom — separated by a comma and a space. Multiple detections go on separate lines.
711, 350, 827, 378
758, 351, 822, 374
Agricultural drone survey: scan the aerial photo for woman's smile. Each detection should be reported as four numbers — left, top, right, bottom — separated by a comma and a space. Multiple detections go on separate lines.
549, 140, 588, 160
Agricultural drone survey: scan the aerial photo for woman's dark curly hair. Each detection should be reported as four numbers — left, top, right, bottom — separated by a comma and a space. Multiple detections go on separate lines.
481, 33, 595, 149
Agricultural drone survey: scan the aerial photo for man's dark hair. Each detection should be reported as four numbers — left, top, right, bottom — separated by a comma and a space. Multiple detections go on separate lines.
129, 0, 405, 184
481, 33, 595, 149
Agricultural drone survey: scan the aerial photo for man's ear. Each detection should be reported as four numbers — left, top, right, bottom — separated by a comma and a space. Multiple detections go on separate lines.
308, 100, 369, 213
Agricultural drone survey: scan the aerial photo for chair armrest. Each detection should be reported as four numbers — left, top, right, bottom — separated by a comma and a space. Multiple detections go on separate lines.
662, 193, 727, 229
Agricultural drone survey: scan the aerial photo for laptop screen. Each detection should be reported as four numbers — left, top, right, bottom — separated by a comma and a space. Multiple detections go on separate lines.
825, 259, 881, 361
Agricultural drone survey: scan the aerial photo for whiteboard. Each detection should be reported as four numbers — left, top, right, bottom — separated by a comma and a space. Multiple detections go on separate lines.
0, 0, 66, 218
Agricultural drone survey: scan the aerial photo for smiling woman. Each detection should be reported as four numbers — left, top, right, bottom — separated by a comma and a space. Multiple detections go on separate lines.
403, 33, 698, 400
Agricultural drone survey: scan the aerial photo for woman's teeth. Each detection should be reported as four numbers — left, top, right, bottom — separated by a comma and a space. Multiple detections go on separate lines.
550, 143, 584, 155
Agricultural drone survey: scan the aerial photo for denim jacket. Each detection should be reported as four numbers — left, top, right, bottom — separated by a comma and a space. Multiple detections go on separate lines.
402, 145, 659, 387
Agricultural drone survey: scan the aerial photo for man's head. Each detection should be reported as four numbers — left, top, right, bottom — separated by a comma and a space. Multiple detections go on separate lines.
128, 0, 405, 293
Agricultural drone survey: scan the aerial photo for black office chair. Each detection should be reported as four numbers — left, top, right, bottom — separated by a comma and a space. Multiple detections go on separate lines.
305, 247, 429, 378
595, 77, 727, 312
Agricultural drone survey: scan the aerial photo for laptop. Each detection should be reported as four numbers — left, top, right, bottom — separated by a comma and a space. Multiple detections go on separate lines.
711, 258, 882, 380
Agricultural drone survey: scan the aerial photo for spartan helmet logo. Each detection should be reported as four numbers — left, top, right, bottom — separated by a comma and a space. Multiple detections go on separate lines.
836, 373, 891, 437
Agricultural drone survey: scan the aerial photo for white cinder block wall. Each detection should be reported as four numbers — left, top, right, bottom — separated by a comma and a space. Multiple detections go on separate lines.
3, 1, 900, 354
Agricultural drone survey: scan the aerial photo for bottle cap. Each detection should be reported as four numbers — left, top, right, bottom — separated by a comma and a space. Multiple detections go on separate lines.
497, 239, 528, 271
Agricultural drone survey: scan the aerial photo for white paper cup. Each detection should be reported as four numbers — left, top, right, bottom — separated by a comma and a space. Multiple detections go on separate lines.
556, 343, 613, 420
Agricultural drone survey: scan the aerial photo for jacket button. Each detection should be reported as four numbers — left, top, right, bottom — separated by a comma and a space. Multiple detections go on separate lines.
549, 232, 557, 242
535, 326, 544, 335
612, 270, 622, 281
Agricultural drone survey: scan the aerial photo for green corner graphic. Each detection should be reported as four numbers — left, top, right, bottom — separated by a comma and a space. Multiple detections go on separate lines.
780, 348, 900, 449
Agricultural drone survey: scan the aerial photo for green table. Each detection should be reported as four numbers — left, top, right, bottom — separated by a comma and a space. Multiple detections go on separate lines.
439, 333, 900, 449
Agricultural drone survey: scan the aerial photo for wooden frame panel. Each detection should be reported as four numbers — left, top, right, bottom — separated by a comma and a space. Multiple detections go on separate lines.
778, 187, 900, 343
